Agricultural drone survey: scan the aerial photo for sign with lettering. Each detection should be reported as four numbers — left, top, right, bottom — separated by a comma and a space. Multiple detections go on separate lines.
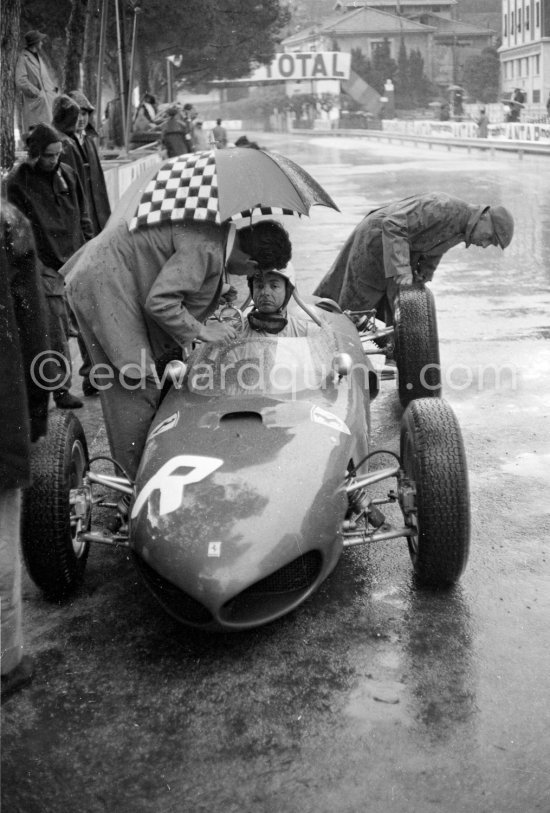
253, 52, 351, 82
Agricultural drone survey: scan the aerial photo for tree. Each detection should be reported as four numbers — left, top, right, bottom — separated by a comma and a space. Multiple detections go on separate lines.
82, 0, 101, 103
350, 47, 383, 97
64, 0, 88, 91
395, 39, 410, 108
371, 39, 397, 95
462, 48, 500, 104
409, 49, 430, 107
7, 0, 291, 149
1, 0, 21, 173
132, 0, 290, 94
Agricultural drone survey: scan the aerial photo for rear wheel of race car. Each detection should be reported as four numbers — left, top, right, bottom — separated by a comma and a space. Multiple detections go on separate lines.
400, 398, 470, 586
21, 410, 90, 599
394, 284, 441, 408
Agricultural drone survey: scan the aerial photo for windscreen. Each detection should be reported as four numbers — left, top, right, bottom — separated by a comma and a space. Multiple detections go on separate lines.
187, 334, 337, 398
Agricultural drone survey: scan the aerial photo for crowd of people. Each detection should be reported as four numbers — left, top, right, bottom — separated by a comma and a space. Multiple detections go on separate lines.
131, 95, 229, 156
1, 27, 516, 703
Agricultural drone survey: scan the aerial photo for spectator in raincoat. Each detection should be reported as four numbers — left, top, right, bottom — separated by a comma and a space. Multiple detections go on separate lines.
161, 105, 192, 157
1, 201, 50, 700
212, 119, 228, 148
62, 218, 262, 483
15, 30, 58, 136
6, 123, 95, 410
476, 107, 489, 138
67, 91, 112, 232
313, 193, 514, 318
52, 94, 111, 396
53, 93, 111, 235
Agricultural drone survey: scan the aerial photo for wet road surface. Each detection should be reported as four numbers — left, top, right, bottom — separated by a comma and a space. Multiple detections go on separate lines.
2, 133, 550, 813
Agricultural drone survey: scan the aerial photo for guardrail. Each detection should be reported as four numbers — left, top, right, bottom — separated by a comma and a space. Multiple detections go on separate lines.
289, 125, 550, 158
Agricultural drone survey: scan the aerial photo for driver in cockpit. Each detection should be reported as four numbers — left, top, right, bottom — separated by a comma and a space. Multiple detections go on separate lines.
226, 219, 319, 337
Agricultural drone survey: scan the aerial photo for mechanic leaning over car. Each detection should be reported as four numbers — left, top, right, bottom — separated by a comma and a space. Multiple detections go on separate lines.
62, 218, 265, 483
314, 192, 514, 323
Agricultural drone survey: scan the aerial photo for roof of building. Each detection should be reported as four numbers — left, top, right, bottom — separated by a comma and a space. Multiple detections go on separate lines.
283, 6, 436, 47
409, 12, 496, 37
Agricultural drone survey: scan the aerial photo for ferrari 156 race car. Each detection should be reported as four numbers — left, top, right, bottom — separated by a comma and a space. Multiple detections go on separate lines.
21, 285, 469, 631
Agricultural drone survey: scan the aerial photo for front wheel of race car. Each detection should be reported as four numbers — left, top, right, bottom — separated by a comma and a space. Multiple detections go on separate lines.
21, 410, 90, 599
394, 284, 441, 408
400, 398, 470, 586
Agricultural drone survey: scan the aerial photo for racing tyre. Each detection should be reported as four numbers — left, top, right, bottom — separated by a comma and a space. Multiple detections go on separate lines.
21, 410, 90, 599
400, 398, 470, 586
394, 284, 441, 408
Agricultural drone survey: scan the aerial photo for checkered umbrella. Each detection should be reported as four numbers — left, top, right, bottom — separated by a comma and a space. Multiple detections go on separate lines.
128, 148, 339, 231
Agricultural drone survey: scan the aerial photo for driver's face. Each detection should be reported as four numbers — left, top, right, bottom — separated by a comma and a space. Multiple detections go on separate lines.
252, 271, 286, 313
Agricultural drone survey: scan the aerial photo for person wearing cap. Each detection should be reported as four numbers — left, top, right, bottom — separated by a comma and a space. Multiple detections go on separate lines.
314, 192, 514, 323
6, 123, 95, 410
15, 30, 58, 136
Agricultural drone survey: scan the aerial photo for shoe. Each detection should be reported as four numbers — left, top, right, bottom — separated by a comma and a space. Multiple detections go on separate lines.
82, 378, 99, 397
54, 391, 83, 409
1, 655, 34, 702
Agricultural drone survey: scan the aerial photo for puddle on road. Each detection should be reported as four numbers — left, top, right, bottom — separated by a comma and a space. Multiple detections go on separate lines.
500, 451, 550, 479
344, 679, 408, 725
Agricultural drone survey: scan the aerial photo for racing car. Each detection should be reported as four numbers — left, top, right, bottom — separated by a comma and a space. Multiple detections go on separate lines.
21, 285, 468, 631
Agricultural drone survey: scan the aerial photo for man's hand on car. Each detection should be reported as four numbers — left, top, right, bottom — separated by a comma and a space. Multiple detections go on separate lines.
197, 321, 238, 345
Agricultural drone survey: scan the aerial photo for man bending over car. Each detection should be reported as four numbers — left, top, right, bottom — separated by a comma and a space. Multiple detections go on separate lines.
314, 192, 514, 321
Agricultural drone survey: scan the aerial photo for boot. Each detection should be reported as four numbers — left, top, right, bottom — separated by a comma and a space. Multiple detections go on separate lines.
54, 390, 83, 409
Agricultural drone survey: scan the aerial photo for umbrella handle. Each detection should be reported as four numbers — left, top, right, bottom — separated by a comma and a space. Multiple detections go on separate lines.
292, 290, 324, 328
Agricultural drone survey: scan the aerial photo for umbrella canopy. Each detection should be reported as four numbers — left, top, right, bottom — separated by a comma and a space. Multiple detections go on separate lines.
128, 148, 339, 231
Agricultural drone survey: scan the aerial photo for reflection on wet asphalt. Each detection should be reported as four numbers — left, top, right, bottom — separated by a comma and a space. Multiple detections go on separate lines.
2, 133, 550, 813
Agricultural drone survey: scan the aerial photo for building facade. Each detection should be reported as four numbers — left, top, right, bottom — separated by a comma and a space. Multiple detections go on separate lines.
499, 0, 550, 107
283, 4, 495, 89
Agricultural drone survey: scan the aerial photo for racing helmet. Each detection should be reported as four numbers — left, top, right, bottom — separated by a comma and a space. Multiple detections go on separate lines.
247, 263, 296, 309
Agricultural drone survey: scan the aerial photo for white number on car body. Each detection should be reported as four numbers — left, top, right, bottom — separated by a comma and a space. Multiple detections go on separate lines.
131, 455, 223, 519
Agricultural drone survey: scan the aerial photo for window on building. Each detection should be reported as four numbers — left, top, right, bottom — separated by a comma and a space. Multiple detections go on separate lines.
504, 13, 507, 37
525, 57, 529, 76
533, 89, 540, 103
536, 54, 540, 75
511, 12, 514, 34
518, 9, 521, 32
526, 6, 529, 30
371, 40, 391, 60
536, 2, 540, 27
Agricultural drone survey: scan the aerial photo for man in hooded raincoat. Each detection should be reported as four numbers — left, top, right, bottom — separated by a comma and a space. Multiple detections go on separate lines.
314, 193, 514, 317
53, 93, 111, 235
